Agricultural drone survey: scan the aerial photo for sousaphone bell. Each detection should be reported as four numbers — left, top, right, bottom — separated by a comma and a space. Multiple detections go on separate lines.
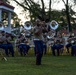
24, 21, 32, 38
47, 20, 59, 39
24, 21, 32, 30
50, 20, 59, 30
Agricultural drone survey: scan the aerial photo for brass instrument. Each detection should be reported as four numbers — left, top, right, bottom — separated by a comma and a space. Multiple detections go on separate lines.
50, 20, 59, 30
20, 21, 33, 38
24, 21, 32, 30
46, 20, 59, 39
47, 30, 56, 39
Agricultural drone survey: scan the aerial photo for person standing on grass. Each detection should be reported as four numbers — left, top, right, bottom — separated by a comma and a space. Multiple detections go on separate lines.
0, 31, 9, 57
16, 34, 27, 56
5, 33, 15, 57
33, 19, 44, 65
1, 31, 14, 57
71, 40, 76, 56
51, 35, 64, 56
65, 33, 74, 53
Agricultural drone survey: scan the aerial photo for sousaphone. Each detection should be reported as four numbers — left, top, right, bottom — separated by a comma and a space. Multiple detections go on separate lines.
47, 30, 56, 40
24, 21, 33, 38
47, 20, 59, 39
24, 21, 32, 30
50, 20, 59, 30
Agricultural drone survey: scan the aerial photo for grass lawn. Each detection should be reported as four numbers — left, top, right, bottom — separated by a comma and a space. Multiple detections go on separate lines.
0, 55, 76, 75
0, 50, 76, 75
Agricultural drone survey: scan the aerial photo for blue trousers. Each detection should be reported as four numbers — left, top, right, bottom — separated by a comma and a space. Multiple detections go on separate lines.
0, 43, 14, 57
25, 45, 30, 54
34, 44, 47, 55
43, 44, 47, 54
18, 44, 27, 56
34, 40, 43, 65
0, 44, 8, 56
71, 45, 76, 56
52, 44, 64, 56
66, 43, 72, 53
7, 43, 14, 57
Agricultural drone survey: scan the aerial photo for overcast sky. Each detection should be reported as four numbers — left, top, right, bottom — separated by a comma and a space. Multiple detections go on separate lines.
10, 0, 75, 24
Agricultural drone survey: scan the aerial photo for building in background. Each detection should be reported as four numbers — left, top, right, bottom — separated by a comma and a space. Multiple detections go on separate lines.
0, 0, 14, 33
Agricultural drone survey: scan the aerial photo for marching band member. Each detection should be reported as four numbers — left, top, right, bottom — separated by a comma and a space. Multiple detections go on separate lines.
0, 31, 14, 57
51, 38, 59, 56
51, 34, 64, 56
71, 40, 76, 56
42, 21, 48, 55
69, 33, 76, 56
43, 40, 47, 55
0, 31, 9, 57
23, 38, 30, 54
65, 33, 73, 53
0, 32, 7, 61
47, 30, 55, 47
33, 19, 44, 65
5, 33, 14, 57
16, 34, 27, 56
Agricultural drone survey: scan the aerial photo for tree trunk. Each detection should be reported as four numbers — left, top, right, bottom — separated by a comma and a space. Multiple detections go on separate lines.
62, 0, 72, 32
66, 2, 72, 32
41, 0, 46, 21
48, 0, 51, 20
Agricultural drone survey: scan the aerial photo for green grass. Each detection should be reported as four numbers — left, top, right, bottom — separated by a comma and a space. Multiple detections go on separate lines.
0, 49, 76, 75
0, 55, 76, 75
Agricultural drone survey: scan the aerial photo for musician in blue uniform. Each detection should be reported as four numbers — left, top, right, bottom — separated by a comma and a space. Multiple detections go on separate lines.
43, 41, 47, 54
71, 41, 76, 56
65, 34, 73, 53
71, 36, 76, 56
52, 38, 64, 56
0, 31, 8, 57
5, 33, 14, 57
0, 31, 14, 57
16, 34, 27, 56
33, 19, 44, 65
25, 40, 30, 54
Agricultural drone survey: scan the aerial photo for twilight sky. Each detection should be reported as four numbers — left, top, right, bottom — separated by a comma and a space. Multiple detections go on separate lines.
9, 0, 75, 24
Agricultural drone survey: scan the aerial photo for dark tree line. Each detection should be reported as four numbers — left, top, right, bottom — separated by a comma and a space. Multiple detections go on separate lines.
3, 0, 76, 31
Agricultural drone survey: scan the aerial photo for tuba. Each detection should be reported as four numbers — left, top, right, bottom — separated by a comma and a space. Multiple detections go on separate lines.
47, 30, 56, 40
20, 21, 32, 32
50, 20, 59, 30
47, 20, 59, 39
24, 21, 32, 30
23, 21, 33, 38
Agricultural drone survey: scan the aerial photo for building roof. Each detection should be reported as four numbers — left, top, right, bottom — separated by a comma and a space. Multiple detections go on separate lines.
0, 0, 14, 10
